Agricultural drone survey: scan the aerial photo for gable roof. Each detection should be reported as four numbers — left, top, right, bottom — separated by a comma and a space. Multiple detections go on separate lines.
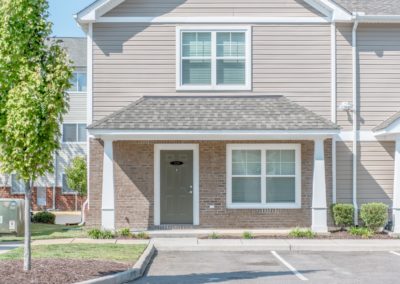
89, 95, 339, 131
333, 0, 400, 15
373, 111, 400, 132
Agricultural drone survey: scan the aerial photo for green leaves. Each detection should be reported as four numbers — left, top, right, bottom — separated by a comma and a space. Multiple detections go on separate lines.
0, 0, 73, 183
65, 156, 87, 196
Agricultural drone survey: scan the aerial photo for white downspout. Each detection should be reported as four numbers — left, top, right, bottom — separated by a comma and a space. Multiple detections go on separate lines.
331, 22, 337, 204
53, 151, 58, 210
352, 14, 359, 225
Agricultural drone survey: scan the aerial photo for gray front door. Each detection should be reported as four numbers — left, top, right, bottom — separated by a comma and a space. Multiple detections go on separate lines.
160, 150, 193, 224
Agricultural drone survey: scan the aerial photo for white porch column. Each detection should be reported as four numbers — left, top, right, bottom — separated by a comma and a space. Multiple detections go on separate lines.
101, 138, 115, 231
393, 136, 400, 233
312, 138, 328, 233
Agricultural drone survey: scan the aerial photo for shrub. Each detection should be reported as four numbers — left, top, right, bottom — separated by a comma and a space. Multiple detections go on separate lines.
118, 228, 132, 238
87, 229, 114, 239
136, 232, 150, 239
332, 203, 354, 229
209, 232, 220, 239
360, 203, 388, 232
289, 228, 316, 239
349, 227, 373, 238
32, 211, 56, 224
242, 231, 253, 239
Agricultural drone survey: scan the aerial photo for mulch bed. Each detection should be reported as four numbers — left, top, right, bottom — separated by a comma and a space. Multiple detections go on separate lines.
0, 259, 131, 284
199, 231, 393, 240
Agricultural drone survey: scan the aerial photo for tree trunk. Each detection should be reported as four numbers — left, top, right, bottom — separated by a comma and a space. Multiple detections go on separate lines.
23, 181, 32, 271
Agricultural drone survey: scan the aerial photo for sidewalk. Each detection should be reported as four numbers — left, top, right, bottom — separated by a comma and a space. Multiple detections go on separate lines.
28, 237, 400, 252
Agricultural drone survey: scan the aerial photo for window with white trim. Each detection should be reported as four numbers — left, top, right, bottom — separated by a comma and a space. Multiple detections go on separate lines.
11, 174, 25, 194
62, 174, 77, 194
177, 28, 251, 90
68, 72, 87, 93
227, 144, 301, 209
62, 123, 87, 143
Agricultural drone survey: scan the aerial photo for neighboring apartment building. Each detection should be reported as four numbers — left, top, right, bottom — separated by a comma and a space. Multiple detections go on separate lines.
76, 0, 400, 233
0, 37, 88, 211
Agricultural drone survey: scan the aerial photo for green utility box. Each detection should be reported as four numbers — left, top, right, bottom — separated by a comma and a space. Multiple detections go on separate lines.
0, 199, 25, 236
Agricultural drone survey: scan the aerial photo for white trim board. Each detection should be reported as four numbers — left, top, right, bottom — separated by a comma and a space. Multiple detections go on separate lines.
154, 144, 200, 226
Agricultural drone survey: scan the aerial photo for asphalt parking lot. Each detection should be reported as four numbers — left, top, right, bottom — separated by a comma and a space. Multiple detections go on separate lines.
134, 250, 400, 283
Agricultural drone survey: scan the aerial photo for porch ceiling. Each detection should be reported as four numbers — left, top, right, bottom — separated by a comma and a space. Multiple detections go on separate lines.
88, 95, 339, 133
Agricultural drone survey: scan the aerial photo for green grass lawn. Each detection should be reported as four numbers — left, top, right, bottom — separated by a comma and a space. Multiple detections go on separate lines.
0, 223, 86, 242
0, 244, 147, 264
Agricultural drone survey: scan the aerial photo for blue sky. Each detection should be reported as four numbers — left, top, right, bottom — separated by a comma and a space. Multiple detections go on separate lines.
49, 0, 94, 37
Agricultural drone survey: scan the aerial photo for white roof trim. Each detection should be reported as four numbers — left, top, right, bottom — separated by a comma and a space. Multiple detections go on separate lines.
75, 0, 350, 24
358, 15, 400, 23
88, 129, 339, 141
374, 117, 400, 137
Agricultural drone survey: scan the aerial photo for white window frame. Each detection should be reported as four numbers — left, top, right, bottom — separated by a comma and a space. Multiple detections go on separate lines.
176, 26, 252, 91
226, 144, 301, 209
68, 71, 87, 94
62, 173, 78, 195
62, 123, 87, 144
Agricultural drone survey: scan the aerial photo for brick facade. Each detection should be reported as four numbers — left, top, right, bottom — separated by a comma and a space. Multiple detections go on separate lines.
0, 186, 85, 211
88, 139, 332, 229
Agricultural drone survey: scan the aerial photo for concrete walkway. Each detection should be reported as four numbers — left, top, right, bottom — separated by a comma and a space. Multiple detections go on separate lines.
25, 237, 400, 252
0, 242, 21, 254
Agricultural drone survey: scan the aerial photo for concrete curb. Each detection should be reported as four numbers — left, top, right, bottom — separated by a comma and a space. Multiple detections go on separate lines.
75, 241, 155, 284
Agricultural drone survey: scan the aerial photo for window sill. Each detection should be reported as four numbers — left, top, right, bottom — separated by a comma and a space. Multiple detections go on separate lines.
227, 203, 301, 209
176, 85, 251, 91
61, 142, 87, 145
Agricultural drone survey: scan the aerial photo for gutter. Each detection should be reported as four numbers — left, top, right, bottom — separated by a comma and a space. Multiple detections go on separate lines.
357, 15, 400, 23
352, 13, 360, 225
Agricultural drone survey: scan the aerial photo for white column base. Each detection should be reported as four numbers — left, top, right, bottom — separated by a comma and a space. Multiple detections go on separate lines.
393, 209, 400, 234
102, 209, 115, 231
312, 208, 328, 233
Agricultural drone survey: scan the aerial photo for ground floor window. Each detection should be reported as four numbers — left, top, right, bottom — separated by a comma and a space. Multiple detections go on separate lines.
62, 174, 77, 194
11, 174, 25, 194
227, 144, 301, 209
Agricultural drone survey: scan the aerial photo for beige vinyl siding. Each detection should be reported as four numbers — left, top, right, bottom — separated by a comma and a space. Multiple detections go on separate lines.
92, 23, 331, 121
64, 93, 87, 122
358, 24, 400, 131
336, 141, 394, 206
336, 24, 352, 131
104, 0, 325, 17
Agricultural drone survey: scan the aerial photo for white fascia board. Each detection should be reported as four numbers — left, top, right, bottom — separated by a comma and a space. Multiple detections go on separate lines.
316, 0, 352, 22
76, 0, 124, 23
96, 16, 330, 24
374, 118, 400, 137
358, 15, 400, 23
88, 129, 339, 141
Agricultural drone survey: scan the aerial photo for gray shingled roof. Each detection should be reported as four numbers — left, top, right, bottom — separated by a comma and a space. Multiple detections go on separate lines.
373, 111, 400, 132
333, 0, 400, 15
56, 37, 86, 67
89, 95, 339, 131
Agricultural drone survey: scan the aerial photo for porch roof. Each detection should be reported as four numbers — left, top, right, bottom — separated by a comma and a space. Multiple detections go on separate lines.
373, 111, 400, 136
88, 95, 339, 132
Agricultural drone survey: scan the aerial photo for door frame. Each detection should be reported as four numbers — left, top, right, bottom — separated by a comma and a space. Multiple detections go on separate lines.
154, 144, 199, 226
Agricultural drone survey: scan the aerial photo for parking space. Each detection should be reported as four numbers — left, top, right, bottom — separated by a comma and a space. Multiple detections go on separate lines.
134, 250, 400, 283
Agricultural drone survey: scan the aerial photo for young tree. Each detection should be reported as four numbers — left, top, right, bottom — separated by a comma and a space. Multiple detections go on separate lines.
65, 156, 87, 213
0, 0, 72, 271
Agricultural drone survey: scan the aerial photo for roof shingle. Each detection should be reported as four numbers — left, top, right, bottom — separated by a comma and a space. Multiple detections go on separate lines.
89, 95, 339, 131
333, 0, 400, 15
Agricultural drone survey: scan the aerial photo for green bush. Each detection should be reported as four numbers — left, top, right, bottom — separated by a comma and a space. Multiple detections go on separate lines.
242, 231, 253, 239
332, 203, 354, 228
32, 211, 56, 224
87, 228, 114, 239
289, 228, 316, 239
349, 227, 373, 238
360, 203, 388, 232
209, 232, 220, 239
118, 228, 132, 238
136, 232, 150, 239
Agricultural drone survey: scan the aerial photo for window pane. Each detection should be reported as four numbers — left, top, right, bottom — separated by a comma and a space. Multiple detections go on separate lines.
69, 73, 78, 92
62, 174, 76, 194
232, 150, 261, 175
11, 174, 25, 194
78, 124, 87, 142
232, 177, 261, 203
63, 124, 77, 142
266, 150, 280, 163
266, 177, 295, 203
232, 163, 246, 175
281, 163, 295, 175
182, 32, 211, 57
182, 59, 211, 85
217, 32, 245, 57
266, 162, 281, 175
281, 150, 295, 162
77, 73, 87, 92
217, 59, 245, 85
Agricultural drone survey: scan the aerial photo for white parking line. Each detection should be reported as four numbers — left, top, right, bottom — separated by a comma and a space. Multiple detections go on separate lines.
271, 251, 308, 281
390, 251, 400, 256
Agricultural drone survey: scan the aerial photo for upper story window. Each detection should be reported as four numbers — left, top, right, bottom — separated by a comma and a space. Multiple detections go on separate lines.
62, 123, 87, 143
68, 72, 87, 93
177, 28, 251, 91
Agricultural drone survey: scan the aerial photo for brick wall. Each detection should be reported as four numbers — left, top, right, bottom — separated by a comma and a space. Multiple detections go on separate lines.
0, 186, 85, 211
88, 139, 333, 229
